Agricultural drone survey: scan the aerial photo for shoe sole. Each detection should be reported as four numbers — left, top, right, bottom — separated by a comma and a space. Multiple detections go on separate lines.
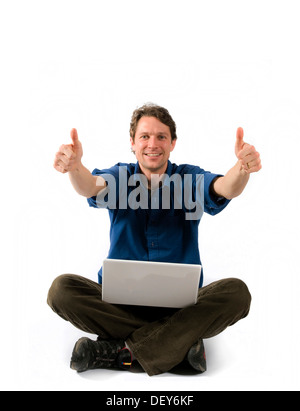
187, 339, 207, 373
70, 337, 93, 373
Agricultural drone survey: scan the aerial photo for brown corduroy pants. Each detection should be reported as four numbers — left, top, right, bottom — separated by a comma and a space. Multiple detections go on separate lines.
47, 274, 251, 376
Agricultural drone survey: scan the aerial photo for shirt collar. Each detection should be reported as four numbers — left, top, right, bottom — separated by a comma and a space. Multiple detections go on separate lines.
133, 160, 173, 189
134, 160, 172, 178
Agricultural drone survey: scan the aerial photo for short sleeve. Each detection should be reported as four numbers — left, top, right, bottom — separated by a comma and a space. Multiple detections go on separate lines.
203, 172, 231, 215
87, 165, 121, 209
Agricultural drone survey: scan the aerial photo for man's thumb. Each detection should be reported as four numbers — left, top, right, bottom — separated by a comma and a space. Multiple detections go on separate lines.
70, 128, 79, 146
235, 127, 244, 154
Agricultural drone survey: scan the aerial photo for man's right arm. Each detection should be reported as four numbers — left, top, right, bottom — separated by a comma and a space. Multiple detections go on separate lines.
53, 128, 106, 198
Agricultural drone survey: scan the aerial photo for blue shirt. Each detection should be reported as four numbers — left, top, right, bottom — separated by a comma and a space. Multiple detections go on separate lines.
87, 161, 230, 287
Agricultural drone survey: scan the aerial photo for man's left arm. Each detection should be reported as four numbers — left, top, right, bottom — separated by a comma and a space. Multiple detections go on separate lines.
213, 127, 262, 200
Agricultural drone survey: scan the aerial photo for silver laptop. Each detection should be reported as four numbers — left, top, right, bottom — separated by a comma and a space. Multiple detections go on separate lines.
102, 259, 201, 308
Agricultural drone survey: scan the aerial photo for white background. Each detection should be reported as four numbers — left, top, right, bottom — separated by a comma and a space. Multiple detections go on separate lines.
1, 0, 299, 391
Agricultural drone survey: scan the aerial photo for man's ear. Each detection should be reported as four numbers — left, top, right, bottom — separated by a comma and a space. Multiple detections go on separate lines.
170, 138, 176, 152
130, 137, 136, 154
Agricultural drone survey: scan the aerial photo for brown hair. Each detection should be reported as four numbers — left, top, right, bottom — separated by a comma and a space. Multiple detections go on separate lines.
129, 103, 177, 142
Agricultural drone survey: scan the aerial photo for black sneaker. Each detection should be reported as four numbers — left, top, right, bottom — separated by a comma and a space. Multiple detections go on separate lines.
70, 337, 132, 373
186, 338, 207, 373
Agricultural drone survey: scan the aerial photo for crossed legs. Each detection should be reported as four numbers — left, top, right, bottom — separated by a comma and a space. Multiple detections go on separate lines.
47, 274, 251, 376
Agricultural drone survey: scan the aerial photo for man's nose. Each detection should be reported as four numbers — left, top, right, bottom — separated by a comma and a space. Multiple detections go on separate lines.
147, 136, 158, 148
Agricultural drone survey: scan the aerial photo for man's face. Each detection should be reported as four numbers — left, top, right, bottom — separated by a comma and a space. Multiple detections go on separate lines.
130, 116, 176, 178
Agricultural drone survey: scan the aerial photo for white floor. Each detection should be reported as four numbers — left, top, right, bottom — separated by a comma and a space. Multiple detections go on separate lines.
3, 289, 299, 392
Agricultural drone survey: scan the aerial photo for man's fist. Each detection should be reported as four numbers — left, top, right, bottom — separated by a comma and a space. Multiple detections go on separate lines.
53, 128, 83, 173
235, 127, 262, 174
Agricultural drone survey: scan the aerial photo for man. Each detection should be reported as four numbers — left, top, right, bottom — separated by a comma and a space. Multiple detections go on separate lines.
48, 103, 261, 376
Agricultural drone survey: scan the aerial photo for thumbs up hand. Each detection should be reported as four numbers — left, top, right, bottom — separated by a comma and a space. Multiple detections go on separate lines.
235, 127, 262, 174
54, 128, 83, 173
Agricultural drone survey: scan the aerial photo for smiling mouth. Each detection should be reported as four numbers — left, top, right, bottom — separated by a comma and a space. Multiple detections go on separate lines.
144, 153, 162, 157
